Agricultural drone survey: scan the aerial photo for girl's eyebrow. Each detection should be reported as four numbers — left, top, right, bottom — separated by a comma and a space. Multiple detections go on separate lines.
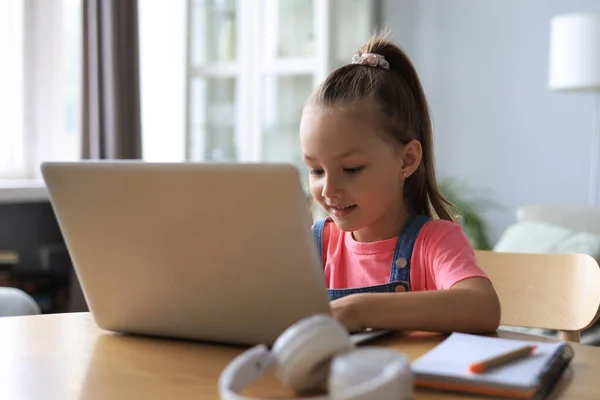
303, 149, 365, 162
338, 149, 365, 159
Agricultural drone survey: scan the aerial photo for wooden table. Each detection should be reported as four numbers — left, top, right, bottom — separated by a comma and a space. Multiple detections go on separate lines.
0, 313, 597, 399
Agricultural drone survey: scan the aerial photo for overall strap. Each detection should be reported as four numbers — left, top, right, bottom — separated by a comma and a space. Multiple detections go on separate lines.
311, 217, 328, 267
389, 215, 431, 282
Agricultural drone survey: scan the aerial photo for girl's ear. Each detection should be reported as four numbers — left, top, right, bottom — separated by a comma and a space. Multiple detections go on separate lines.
400, 139, 422, 178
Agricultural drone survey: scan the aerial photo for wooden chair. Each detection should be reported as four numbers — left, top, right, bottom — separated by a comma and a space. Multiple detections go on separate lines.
474, 250, 600, 343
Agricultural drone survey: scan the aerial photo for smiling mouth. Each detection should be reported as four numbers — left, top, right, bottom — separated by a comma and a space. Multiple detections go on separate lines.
330, 204, 356, 210
328, 204, 358, 217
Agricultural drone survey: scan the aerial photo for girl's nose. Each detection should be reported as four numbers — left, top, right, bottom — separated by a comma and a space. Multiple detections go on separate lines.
322, 175, 342, 199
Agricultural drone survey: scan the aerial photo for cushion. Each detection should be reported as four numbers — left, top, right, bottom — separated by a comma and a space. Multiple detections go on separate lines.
494, 220, 600, 259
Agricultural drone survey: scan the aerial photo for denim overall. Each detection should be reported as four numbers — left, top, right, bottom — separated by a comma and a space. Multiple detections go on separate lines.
312, 215, 430, 301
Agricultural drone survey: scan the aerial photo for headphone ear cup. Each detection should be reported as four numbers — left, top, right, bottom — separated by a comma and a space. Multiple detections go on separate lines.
329, 347, 413, 400
272, 315, 354, 393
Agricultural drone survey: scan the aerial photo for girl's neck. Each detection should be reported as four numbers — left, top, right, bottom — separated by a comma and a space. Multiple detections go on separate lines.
352, 206, 410, 243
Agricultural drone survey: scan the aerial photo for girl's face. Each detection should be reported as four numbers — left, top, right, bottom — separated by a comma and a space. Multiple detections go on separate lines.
300, 104, 417, 242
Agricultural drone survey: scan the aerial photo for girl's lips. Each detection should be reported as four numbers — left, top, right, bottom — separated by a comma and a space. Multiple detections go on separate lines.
329, 205, 357, 217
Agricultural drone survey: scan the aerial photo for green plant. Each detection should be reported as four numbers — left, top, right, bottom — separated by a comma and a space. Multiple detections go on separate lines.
437, 178, 498, 251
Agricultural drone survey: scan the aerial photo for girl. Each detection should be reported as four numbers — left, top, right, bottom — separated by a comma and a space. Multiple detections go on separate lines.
300, 33, 501, 334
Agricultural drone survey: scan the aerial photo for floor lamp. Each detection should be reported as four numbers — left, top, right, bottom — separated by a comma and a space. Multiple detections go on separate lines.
549, 13, 600, 206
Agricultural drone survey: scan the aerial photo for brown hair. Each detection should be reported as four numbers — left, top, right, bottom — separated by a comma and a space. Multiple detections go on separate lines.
306, 31, 454, 221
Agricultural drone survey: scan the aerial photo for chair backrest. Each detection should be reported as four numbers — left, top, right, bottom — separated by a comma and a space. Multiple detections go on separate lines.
474, 250, 600, 342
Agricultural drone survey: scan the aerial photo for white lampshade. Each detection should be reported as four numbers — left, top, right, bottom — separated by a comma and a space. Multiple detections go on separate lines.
549, 13, 600, 91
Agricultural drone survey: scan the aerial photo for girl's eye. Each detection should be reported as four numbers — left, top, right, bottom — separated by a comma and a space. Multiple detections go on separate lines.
308, 169, 324, 176
344, 166, 364, 174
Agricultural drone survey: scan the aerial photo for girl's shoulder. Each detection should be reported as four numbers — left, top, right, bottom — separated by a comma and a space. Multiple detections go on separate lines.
422, 217, 463, 231
418, 217, 471, 248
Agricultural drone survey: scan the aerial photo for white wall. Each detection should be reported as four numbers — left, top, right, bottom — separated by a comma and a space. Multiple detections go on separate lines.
384, 0, 600, 243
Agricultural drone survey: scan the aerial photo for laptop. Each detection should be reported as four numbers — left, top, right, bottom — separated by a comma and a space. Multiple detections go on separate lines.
41, 161, 389, 346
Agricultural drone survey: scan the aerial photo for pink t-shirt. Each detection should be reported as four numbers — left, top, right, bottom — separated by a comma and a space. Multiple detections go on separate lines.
320, 218, 489, 291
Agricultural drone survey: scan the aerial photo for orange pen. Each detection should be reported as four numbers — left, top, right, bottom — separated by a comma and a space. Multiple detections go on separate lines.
468, 345, 537, 374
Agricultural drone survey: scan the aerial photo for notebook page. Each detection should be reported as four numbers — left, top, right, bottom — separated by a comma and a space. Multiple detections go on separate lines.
411, 333, 565, 388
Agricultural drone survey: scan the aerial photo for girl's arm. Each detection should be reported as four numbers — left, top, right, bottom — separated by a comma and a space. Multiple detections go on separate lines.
331, 277, 501, 333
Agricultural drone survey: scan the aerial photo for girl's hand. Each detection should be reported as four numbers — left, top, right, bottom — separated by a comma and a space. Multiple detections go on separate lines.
330, 294, 364, 332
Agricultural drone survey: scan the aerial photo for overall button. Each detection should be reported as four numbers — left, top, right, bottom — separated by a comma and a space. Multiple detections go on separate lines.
394, 285, 406, 293
395, 258, 408, 268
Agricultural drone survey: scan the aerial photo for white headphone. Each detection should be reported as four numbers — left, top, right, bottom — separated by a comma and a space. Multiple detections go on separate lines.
218, 314, 413, 400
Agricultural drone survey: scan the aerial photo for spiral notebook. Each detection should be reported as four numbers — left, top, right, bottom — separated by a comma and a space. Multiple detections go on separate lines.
411, 333, 573, 399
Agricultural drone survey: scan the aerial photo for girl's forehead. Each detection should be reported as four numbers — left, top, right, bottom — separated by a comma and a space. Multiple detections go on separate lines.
301, 105, 387, 143
300, 105, 396, 158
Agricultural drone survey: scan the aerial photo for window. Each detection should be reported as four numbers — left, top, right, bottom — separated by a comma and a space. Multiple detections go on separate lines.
139, 0, 376, 172
0, 0, 81, 180
138, 0, 187, 162
1, 0, 376, 183
0, 0, 26, 178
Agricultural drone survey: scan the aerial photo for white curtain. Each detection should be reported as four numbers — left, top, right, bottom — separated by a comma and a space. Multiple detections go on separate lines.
0, 0, 81, 180
0, 0, 26, 178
